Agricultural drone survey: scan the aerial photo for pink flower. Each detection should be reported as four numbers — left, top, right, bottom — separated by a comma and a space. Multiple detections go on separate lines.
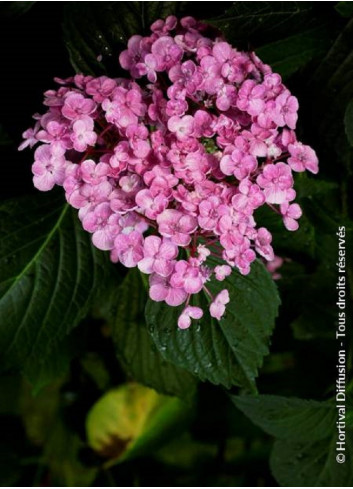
119, 35, 147, 78
220, 230, 256, 275
178, 306, 203, 329
69, 181, 111, 212
103, 87, 146, 128
231, 179, 265, 214
113, 230, 144, 267
80, 159, 109, 185
136, 54, 159, 83
82, 202, 119, 250
220, 148, 257, 180
237, 80, 266, 116
85, 76, 117, 102
214, 265, 232, 281
62, 93, 96, 120
288, 142, 319, 174
32, 144, 67, 191
71, 116, 97, 152
169, 60, 202, 94
197, 244, 211, 262
280, 202, 302, 231
151, 36, 183, 71
138, 236, 178, 276
176, 151, 211, 184
126, 124, 150, 158
118, 212, 148, 236
135, 189, 169, 219
254, 227, 274, 261
110, 188, 138, 214
116, 87, 146, 118
170, 259, 205, 294
110, 141, 130, 172
167, 115, 194, 140
256, 163, 293, 204
200, 55, 222, 94
270, 90, 298, 129
198, 196, 229, 231
193, 110, 215, 138
212, 41, 234, 64
157, 209, 197, 246
263, 73, 283, 99
144, 166, 179, 197
149, 273, 187, 306
18, 121, 40, 150
216, 83, 237, 111
36, 120, 71, 148
209, 289, 230, 320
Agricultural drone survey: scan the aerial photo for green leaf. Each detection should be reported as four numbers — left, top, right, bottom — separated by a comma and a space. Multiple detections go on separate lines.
0, 192, 111, 373
271, 431, 353, 486
146, 260, 280, 391
230, 394, 353, 486
344, 99, 353, 146
208, 2, 318, 47
231, 395, 336, 442
86, 383, 193, 465
295, 173, 339, 199
24, 337, 72, 395
112, 269, 197, 400
257, 26, 332, 79
63, 2, 187, 75
335, 1, 353, 18
24, 324, 87, 394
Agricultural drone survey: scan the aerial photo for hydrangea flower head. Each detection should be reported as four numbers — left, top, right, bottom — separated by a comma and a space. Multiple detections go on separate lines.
20, 15, 318, 328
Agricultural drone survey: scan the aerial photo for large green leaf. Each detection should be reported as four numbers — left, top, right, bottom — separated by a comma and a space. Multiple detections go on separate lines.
232, 395, 336, 442
63, 2, 187, 75
25, 323, 88, 395
209, 2, 321, 47
0, 192, 110, 373
271, 434, 353, 487
146, 260, 280, 391
231, 394, 353, 486
111, 269, 197, 400
257, 26, 332, 79
86, 383, 193, 465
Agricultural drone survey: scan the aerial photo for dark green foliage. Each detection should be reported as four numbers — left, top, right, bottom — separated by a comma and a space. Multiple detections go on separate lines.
146, 260, 279, 392
0, 192, 113, 378
0, 1, 352, 486
111, 269, 197, 400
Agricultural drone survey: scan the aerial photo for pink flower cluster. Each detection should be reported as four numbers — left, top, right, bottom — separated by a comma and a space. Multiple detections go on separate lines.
19, 16, 318, 328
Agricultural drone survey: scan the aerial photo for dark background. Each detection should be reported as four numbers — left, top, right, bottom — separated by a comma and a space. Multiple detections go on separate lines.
0, 2, 352, 487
